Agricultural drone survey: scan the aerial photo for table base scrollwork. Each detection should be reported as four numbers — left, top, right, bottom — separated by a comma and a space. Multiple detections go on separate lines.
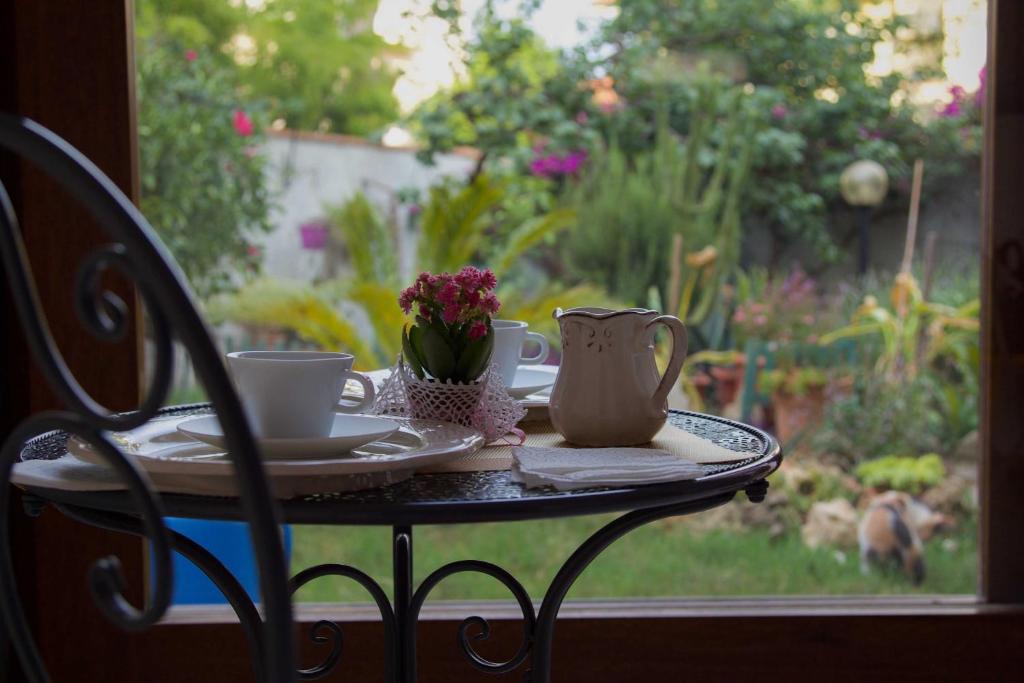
35, 483, 765, 682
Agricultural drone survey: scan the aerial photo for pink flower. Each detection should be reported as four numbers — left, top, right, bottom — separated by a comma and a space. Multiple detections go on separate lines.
398, 287, 416, 314
754, 314, 768, 327
418, 304, 431, 321
529, 151, 587, 178
246, 245, 262, 258
482, 293, 500, 315
479, 268, 497, 290
437, 280, 460, 306
575, 111, 589, 125
442, 302, 460, 324
455, 266, 482, 291
233, 110, 254, 137
185, 50, 198, 62
939, 100, 961, 118
468, 320, 488, 341
771, 104, 787, 120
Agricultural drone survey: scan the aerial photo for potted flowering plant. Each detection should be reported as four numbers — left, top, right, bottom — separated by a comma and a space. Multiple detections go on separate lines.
399, 266, 500, 385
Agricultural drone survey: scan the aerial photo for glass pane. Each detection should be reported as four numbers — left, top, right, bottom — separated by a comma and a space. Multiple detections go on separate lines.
136, 0, 984, 603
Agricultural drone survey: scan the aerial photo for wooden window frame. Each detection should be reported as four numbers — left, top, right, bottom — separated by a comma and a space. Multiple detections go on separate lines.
2, 0, 1023, 680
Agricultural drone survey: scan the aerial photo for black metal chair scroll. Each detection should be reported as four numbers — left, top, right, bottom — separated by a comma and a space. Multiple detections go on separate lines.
0, 115, 295, 681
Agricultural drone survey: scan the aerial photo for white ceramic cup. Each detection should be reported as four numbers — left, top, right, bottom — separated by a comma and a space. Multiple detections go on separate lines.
226, 351, 376, 439
490, 320, 550, 386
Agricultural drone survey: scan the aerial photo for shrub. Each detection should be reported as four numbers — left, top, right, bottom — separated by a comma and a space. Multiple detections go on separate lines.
856, 454, 946, 494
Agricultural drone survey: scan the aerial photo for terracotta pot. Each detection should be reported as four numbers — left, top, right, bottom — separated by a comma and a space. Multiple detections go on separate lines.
709, 359, 745, 406
771, 385, 826, 444
691, 372, 714, 403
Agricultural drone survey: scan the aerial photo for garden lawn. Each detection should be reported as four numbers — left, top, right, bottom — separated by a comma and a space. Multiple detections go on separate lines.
290, 512, 977, 602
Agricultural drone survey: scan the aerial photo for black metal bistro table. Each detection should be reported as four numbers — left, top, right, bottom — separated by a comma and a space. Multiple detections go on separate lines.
16, 407, 781, 682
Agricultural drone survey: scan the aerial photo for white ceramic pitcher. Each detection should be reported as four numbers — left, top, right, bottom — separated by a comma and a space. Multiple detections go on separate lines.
549, 307, 688, 446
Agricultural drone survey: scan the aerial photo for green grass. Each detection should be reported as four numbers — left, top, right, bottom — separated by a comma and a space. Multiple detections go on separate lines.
290, 508, 977, 603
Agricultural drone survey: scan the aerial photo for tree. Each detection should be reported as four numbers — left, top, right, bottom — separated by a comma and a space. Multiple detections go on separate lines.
236, 0, 402, 135
136, 0, 402, 136
136, 41, 273, 297
411, 5, 592, 177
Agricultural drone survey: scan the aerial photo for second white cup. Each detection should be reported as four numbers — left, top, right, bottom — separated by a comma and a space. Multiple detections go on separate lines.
491, 320, 550, 386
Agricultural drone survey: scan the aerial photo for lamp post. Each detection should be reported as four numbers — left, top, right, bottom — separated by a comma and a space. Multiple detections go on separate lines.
839, 160, 889, 274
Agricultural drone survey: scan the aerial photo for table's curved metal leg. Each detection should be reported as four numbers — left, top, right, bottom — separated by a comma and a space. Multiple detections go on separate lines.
289, 563, 398, 681
53, 504, 266, 683
404, 559, 537, 681
529, 490, 738, 682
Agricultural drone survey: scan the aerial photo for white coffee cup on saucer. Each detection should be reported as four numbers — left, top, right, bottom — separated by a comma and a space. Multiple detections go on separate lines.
491, 320, 550, 386
226, 351, 376, 439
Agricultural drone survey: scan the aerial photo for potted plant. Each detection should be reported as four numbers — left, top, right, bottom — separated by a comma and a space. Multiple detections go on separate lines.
299, 220, 329, 250
397, 266, 500, 423
759, 366, 829, 444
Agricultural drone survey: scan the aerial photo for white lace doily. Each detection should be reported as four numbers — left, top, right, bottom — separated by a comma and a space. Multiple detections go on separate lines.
373, 359, 526, 443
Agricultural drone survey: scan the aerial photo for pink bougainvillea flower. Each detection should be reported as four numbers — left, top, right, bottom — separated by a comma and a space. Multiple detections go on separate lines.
560, 151, 587, 175
185, 49, 198, 62
939, 100, 962, 118
771, 104, 787, 121
233, 109, 254, 137
530, 151, 588, 178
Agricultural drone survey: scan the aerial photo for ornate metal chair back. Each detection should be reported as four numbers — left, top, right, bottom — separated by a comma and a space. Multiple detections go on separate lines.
0, 114, 295, 681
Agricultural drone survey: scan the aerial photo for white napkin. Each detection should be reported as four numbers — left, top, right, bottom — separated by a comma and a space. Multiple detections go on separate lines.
511, 446, 704, 491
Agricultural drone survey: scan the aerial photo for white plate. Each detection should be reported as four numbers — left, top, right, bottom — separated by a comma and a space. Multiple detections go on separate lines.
64, 415, 484, 498
177, 414, 400, 460
506, 365, 557, 400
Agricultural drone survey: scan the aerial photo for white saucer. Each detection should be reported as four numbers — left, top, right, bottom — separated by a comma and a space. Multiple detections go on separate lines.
506, 365, 558, 399
177, 414, 400, 460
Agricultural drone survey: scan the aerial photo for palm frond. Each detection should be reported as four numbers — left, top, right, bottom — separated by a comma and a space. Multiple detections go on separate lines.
491, 207, 576, 279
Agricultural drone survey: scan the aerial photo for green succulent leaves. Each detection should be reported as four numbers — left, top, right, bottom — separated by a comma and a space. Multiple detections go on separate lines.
402, 320, 494, 384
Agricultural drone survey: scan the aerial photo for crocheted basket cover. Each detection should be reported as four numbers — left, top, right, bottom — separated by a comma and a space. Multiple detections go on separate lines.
373, 359, 526, 443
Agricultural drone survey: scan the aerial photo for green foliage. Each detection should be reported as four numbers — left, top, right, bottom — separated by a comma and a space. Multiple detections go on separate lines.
216, 175, 583, 365
417, 0, 982, 266
814, 374, 948, 465
403, 319, 495, 384
292, 514, 977, 599
206, 278, 376, 365
856, 454, 946, 495
758, 367, 829, 397
136, 0, 400, 136
235, 0, 401, 135
565, 82, 758, 308
411, 6, 592, 169
136, 39, 273, 297
326, 192, 398, 286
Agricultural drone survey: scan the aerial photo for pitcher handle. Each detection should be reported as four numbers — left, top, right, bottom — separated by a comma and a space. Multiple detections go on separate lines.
645, 315, 688, 408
